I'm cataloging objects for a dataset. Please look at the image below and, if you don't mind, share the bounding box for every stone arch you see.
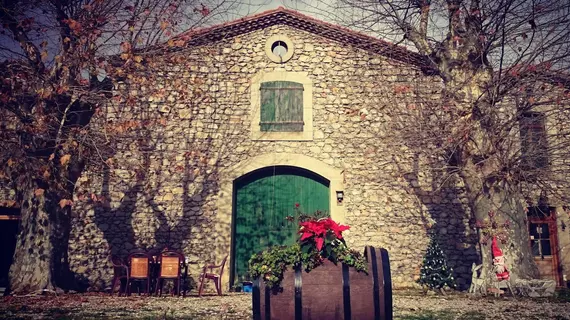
[221,153,344,223]
[214,153,345,289]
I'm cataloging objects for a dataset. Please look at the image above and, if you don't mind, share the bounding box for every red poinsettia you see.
[299,218,350,251]
[323,218,350,239]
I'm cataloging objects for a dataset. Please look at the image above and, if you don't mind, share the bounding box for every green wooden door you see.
[233,166,330,282]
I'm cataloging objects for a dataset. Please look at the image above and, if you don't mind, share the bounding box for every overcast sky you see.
[236,0,319,16]
[0,0,398,62]
[230,0,406,47]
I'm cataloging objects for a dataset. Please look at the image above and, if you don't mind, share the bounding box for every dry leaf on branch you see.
[1,200,17,207]
[60,154,71,166]
[59,199,73,208]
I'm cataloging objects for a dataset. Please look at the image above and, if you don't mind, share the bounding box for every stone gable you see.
[69,23,478,290]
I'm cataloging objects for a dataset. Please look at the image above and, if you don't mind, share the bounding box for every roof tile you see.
[172,7,433,72]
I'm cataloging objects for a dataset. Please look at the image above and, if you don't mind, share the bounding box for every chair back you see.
[111,255,127,277]
[129,252,151,279]
[159,250,183,278]
[218,255,228,278]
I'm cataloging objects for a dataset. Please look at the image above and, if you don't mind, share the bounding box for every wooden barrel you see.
[252,246,392,320]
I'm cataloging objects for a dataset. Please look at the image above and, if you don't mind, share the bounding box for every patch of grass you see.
[0,311,27,320]
[524,315,569,320]
[398,310,486,320]
[553,288,570,303]
[45,308,74,320]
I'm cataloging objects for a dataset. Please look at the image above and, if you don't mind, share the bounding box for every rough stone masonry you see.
[69,22,479,291]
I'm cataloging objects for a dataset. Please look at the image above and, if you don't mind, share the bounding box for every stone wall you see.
[69,24,479,291]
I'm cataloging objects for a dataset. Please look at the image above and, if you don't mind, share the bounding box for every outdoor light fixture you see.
[336,191,344,204]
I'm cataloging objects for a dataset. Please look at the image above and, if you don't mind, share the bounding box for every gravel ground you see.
[0,291,569,319]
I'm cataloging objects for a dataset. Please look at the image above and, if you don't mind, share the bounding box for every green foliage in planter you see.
[249,215,367,289]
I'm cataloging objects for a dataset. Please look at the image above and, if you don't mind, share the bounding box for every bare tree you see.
[301,0,570,281]
[0,0,241,294]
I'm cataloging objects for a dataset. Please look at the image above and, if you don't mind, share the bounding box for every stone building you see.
[2,7,569,291]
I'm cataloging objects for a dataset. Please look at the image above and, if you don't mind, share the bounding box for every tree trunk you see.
[461,168,538,284]
[8,182,72,295]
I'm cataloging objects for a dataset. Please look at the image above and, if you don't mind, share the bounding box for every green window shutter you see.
[520,113,548,169]
[260,81,303,132]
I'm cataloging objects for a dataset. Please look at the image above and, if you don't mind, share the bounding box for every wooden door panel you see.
[534,258,555,279]
[234,167,330,281]
[528,209,562,286]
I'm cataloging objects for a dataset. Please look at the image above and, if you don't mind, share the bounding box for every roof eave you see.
[160,7,437,73]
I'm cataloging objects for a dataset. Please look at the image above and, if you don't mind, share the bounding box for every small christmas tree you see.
[417,235,456,293]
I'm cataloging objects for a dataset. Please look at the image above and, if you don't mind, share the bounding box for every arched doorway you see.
[232,166,330,283]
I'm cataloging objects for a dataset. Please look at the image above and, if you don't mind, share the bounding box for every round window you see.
[265,35,294,63]
[271,41,288,57]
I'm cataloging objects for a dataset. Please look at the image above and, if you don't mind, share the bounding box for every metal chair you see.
[126,251,152,295]
[110,255,129,296]
[198,255,228,296]
[155,249,185,296]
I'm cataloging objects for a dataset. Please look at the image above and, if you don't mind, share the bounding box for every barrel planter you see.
[252,246,392,320]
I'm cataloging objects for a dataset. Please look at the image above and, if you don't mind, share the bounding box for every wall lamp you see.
[336,191,344,204]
